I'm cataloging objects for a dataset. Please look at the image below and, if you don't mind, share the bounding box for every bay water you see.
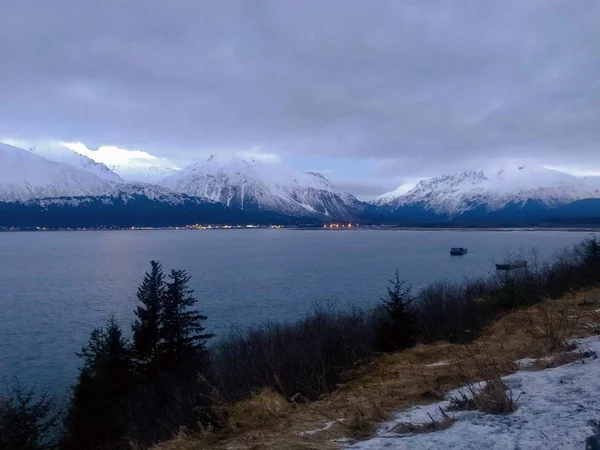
[0,229,593,398]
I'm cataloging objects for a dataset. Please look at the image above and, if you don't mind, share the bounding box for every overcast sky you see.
[1,0,600,198]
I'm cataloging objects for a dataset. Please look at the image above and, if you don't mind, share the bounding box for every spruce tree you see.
[0,385,58,450]
[62,315,133,449]
[131,260,165,374]
[583,238,600,266]
[377,271,418,352]
[159,269,214,370]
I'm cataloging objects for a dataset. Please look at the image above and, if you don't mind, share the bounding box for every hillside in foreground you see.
[158,289,600,449]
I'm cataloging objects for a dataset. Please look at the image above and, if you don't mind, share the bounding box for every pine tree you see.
[0,384,58,450]
[62,315,133,449]
[131,261,165,374]
[159,269,214,370]
[583,237,600,266]
[377,271,418,352]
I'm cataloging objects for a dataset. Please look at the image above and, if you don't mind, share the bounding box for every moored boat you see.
[450,247,468,256]
[495,260,528,270]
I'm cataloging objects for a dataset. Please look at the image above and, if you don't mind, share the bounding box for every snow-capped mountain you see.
[0,144,256,228]
[36,147,123,182]
[373,183,418,204]
[59,142,181,183]
[374,165,600,218]
[160,154,367,220]
[0,143,115,202]
[105,161,179,184]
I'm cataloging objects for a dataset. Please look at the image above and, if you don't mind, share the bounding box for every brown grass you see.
[390,411,456,435]
[155,288,600,450]
[526,296,584,352]
[448,346,520,415]
[449,378,518,415]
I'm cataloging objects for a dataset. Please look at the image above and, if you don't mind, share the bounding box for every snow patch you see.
[348,336,600,450]
[426,361,450,367]
[299,420,337,437]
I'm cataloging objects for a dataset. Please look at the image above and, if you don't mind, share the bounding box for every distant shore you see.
[2,225,597,233]
[291,225,599,232]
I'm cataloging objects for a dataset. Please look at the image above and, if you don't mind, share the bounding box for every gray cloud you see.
[1,0,600,191]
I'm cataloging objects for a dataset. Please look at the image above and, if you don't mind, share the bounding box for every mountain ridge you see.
[39,148,123,182]
[159,154,368,220]
[374,165,600,218]
[1,143,600,227]
[0,143,116,202]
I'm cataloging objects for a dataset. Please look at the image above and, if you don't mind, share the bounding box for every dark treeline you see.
[0,197,319,230]
[2,238,600,449]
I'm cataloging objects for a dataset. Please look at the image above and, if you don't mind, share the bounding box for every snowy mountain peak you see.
[179,153,336,191]
[0,143,114,202]
[375,164,600,216]
[69,153,123,182]
[60,143,180,183]
[160,154,363,219]
[38,148,123,182]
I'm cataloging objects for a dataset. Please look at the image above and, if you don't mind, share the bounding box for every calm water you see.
[0,229,593,398]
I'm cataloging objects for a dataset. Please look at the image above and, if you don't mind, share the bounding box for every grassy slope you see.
[156,287,600,450]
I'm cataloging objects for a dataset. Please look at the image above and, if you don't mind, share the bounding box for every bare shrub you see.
[477,379,518,414]
[449,346,519,416]
[417,279,495,344]
[493,269,541,311]
[226,388,291,432]
[390,409,455,435]
[448,389,477,411]
[449,377,518,415]
[526,299,583,352]
[212,305,376,403]
[347,405,377,437]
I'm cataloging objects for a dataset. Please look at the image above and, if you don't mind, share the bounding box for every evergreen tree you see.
[61,315,133,449]
[376,271,418,352]
[583,237,600,266]
[131,261,165,374]
[0,384,58,450]
[159,269,214,370]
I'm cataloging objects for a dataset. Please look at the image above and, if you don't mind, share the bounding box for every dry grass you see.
[448,347,520,415]
[390,410,456,435]
[449,379,519,415]
[526,296,584,351]
[156,288,600,450]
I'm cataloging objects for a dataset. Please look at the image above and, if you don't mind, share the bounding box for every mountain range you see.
[373,165,600,224]
[1,142,599,228]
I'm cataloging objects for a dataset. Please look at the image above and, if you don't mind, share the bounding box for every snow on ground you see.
[299,420,337,437]
[348,336,600,450]
[425,361,449,367]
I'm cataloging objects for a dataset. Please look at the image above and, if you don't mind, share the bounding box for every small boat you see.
[495,260,528,270]
[450,247,468,256]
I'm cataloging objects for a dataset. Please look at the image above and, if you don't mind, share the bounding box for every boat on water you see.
[495,260,528,270]
[450,247,468,256]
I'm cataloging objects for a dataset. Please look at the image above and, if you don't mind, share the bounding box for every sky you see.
[1,0,600,198]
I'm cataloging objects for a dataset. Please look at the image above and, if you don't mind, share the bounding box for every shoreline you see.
[0,225,598,233]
